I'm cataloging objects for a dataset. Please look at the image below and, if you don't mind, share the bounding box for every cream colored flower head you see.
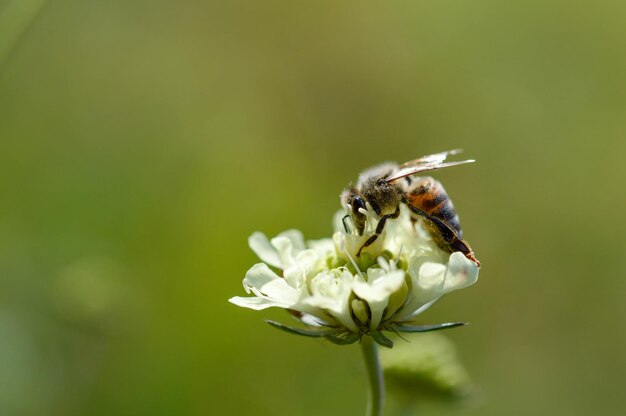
[229,205,479,347]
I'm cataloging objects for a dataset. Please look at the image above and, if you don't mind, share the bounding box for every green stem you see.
[361,336,384,416]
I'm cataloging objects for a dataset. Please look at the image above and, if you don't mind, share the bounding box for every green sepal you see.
[371,331,394,348]
[265,320,331,338]
[392,322,466,333]
[324,332,361,345]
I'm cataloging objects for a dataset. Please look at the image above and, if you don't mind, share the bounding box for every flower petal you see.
[307,238,335,261]
[229,263,302,310]
[240,263,302,307]
[352,270,406,330]
[394,257,450,320]
[271,236,300,269]
[248,232,282,268]
[259,278,300,304]
[443,252,479,292]
[304,270,357,332]
[229,296,291,310]
[415,262,447,294]
[396,252,479,320]
[276,229,306,252]
[242,263,281,294]
[283,249,319,288]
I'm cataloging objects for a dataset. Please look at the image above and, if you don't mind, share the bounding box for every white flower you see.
[229,205,479,347]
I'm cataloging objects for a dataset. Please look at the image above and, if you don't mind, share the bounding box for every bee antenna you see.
[342,214,352,233]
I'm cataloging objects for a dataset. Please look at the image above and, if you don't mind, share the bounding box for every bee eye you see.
[376,178,386,186]
[352,196,366,212]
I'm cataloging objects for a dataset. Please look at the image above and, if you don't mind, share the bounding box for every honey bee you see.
[341,149,480,266]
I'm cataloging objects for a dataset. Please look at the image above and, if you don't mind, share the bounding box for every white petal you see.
[231,263,306,312]
[249,230,310,270]
[242,263,281,294]
[443,252,479,291]
[280,248,319,290]
[415,262,447,293]
[396,252,479,320]
[248,232,282,268]
[307,238,335,260]
[241,263,302,306]
[271,230,306,266]
[352,270,406,330]
[294,249,320,273]
[276,229,306,252]
[282,267,308,291]
[270,236,299,268]
[353,270,405,303]
[305,270,358,332]
[228,296,290,310]
[258,278,300,305]
[393,257,446,320]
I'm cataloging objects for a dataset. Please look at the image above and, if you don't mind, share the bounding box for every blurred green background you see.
[1,0,625,415]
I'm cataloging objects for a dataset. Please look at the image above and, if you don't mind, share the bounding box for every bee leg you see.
[356,207,400,257]
[449,238,481,267]
[407,206,480,267]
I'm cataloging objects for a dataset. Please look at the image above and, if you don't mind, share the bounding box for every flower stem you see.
[361,336,384,416]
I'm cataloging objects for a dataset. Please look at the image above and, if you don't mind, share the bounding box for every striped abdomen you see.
[406,177,462,238]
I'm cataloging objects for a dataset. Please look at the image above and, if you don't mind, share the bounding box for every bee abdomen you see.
[407,177,463,238]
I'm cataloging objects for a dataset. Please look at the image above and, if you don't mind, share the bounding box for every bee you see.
[341,149,480,266]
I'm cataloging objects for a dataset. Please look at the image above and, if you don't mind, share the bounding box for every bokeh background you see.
[1,0,625,415]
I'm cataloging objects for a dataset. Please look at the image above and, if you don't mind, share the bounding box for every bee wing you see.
[385,159,475,183]
[398,149,464,168]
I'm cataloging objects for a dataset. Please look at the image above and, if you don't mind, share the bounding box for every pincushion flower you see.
[229,204,479,348]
